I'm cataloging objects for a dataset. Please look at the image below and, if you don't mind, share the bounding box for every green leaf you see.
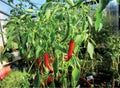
[4,21,16,29]
[45,9,51,19]
[87,41,94,59]
[74,45,80,54]
[53,58,58,75]
[72,67,80,86]
[50,27,55,43]
[95,10,102,31]
[26,9,34,13]
[27,50,34,59]
[90,38,96,46]
[21,33,28,48]
[74,35,83,45]
[66,0,74,6]
[74,0,83,7]
[98,23,103,32]
[21,48,25,56]
[12,42,18,49]
[7,36,16,45]
[74,30,88,45]
[11,17,19,22]
[74,30,88,54]
[69,57,75,67]
[33,72,41,87]
[36,46,43,58]
[53,50,59,75]
[87,16,93,26]
[54,43,66,53]
[20,14,26,19]
[51,4,59,16]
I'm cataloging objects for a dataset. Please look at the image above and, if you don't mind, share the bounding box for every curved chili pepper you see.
[64,40,75,61]
[43,53,53,72]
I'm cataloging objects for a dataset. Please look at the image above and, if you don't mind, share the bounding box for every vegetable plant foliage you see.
[1,0,119,87]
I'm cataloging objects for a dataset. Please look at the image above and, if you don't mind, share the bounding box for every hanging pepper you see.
[36,57,43,73]
[68,40,75,58]
[64,39,75,61]
[44,75,53,85]
[43,53,53,72]
[36,57,41,65]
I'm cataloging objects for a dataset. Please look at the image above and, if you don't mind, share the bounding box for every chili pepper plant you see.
[1,0,119,87]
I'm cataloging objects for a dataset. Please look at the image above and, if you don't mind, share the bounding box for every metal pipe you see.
[0,21,5,47]
[0,19,9,21]
[26,0,38,8]
[0,10,10,17]
[0,0,15,8]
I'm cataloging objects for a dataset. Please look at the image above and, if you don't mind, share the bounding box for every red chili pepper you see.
[36,57,41,65]
[64,40,75,61]
[43,53,53,72]
[47,75,53,82]
[0,66,11,80]
[44,75,53,85]
[68,40,75,58]
[36,57,44,73]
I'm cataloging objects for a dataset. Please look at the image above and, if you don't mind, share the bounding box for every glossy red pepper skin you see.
[43,53,53,72]
[0,66,11,80]
[64,40,75,61]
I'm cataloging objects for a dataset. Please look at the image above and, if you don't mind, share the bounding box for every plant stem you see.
[28,59,36,73]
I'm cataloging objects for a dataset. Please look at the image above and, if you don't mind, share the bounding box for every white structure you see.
[0,0,12,49]
[0,13,8,47]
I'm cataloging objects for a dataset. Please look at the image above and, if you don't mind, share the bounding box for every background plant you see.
[0,70,30,88]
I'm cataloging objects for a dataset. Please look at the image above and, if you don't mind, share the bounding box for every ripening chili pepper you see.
[0,66,11,80]
[44,75,53,85]
[43,53,53,72]
[64,40,75,61]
